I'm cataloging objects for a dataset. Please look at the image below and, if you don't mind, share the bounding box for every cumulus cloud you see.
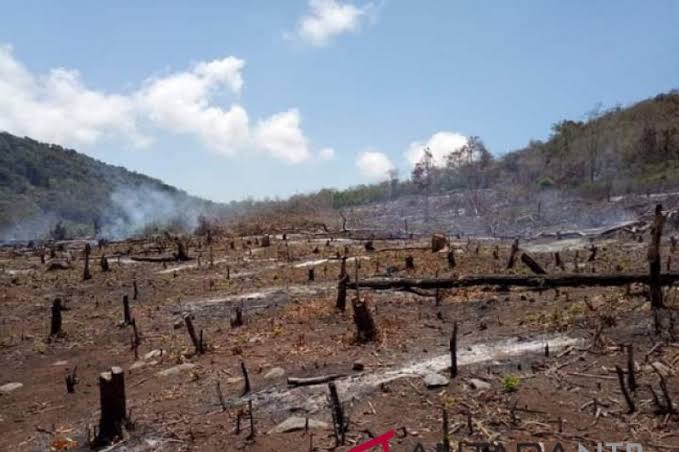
[318,147,335,160]
[405,131,468,168]
[293,0,375,46]
[254,109,310,164]
[137,57,250,154]
[356,150,394,180]
[0,44,147,148]
[0,44,318,163]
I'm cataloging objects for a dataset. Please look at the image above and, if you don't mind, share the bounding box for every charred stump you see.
[447,250,456,269]
[122,295,132,326]
[184,315,205,354]
[100,255,110,272]
[432,234,447,253]
[352,297,378,342]
[507,239,519,269]
[95,366,127,446]
[405,255,415,270]
[50,298,64,337]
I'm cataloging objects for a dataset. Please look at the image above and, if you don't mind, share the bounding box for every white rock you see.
[268,416,329,434]
[156,363,196,377]
[0,382,23,394]
[468,378,491,390]
[129,361,146,370]
[52,360,68,366]
[423,373,449,388]
[144,349,164,360]
[264,367,286,379]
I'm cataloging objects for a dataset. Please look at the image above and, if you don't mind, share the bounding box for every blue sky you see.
[1,1,678,202]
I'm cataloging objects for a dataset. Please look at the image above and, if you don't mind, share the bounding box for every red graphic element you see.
[348,430,396,451]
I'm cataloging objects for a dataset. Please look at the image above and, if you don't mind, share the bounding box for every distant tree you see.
[412,148,434,222]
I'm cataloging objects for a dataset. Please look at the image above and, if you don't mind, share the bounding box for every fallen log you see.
[287,374,343,387]
[347,273,679,290]
[129,255,193,263]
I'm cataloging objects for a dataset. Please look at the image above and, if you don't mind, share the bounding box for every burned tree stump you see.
[50,298,64,337]
[520,252,546,275]
[352,297,378,342]
[554,252,565,271]
[364,240,375,252]
[83,243,92,281]
[432,234,447,253]
[405,255,415,270]
[648,204,666,309]
[100,255,110,272]
[588,244,598,262]
[261,235,271,247]
[336,274,349,311]
[450,322,458,378]
[133,279,139,301]
[231,306,244,328]
[184,315,205,354]
[175,239,190,261]
[241,361,251,396]
[65,366,78,393]
[96,366,127,446]
[507,239,519,269]
[308,268,315,282]
[447,250,456,269]
[122,295,132,326]
[328,382,346,446]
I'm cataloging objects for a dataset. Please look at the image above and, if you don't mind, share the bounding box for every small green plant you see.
[502,375,521,392]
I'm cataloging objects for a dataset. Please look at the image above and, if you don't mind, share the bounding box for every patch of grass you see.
[502,374,521,392]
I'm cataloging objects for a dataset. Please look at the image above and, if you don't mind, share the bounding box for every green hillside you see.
[0,133,216,240]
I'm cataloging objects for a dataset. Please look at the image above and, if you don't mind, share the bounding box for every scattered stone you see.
[468,378,491,390]
[156,363,196,377]
[129,361,146,370]
[268,416,329,434]
[0,382,23,394]
[423,373,449,388]
[144,349,164,360]
[264,367,286,379]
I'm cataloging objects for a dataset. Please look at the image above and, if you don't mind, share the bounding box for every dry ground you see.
[1,231,679,451]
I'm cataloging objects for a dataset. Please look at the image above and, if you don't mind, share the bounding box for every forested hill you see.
[0,133,217,240]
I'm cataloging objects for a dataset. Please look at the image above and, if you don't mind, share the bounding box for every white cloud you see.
[0,44,147,148]
[137,57,250,154]
[356,150,394,180]
[0,45,321,163]
[405,131,468,168]
[294,0,374,47]
[318,147,335,160]
[254,109,310,164]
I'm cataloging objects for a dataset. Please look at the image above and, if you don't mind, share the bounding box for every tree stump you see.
[122,295,132,325]
[447,250,456,269]
[100,255,110,272]
[336,274,349,311]
[308,268,315,282]
[50,298,63,337]
[364,240,375,252]
[96,366,126,445]
[405,255,415,270]
[431,234,447,253]
[352,297,378,342]
[261,235,271,247]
